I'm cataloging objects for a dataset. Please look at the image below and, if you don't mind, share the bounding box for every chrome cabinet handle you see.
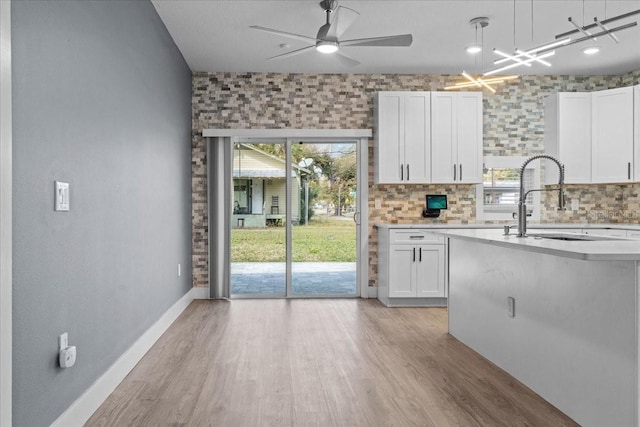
[409,235,425,239]
[628,162,631,180]
[413,247,416,262]
[459,164,462,181]
[419,247,422,262]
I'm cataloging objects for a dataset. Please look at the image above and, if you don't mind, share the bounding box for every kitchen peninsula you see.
[441,229,640,427]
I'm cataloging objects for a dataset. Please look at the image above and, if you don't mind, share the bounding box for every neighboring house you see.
[233,144,310,228]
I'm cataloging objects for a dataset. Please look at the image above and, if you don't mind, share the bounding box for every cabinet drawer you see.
[389,230,444,244]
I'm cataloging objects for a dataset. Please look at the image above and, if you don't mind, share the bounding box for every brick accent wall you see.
[192,70,640,288]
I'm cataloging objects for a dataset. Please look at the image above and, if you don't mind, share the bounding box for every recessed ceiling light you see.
[583,46,600,55]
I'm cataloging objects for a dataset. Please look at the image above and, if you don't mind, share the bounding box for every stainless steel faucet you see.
[517,154,565,237]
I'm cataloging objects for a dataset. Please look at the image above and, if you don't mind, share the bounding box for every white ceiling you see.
[152,0,640,76]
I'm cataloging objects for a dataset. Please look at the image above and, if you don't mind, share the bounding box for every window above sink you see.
[476,156,541,222]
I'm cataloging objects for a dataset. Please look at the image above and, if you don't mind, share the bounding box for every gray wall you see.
[11,1,192,425]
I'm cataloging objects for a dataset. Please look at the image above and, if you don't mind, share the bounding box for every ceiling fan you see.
[250,0,413,67]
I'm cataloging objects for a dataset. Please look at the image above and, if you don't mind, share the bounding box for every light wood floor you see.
[86,299,578,426]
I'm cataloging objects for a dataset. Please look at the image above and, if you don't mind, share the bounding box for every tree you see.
[318,147,356,216]
[252,142,357,219]
[299,184,319,225]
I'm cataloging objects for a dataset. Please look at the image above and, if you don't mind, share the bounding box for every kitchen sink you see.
[527,233,626,241]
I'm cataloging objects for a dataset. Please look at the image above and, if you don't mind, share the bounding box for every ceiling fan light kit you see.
[316,41,339,54]
[249,0,413,67]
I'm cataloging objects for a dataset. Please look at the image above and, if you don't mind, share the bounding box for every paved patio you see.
[231,262,357,296]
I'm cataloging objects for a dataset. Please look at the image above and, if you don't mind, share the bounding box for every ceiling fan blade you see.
[341,34,413,47]
[327,6,360,39]
[334,51,360,67]
[250,26,318,44]
[267,45,315,60]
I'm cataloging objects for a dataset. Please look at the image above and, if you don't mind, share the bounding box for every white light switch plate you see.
[55,181,70,211]
[59,332,68,350]
[507,296,515,318]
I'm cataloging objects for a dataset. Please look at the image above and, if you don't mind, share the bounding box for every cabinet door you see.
[456,92,483,183]
[431,92,456,183]
[545,93,592,184]
[592,87,634,183]
[415,245,445,297]
[388,246,416,298]
[376,93,404,183]
[403,93,431,183]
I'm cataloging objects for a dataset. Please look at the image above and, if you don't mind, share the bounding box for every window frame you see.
[476,156,541,222]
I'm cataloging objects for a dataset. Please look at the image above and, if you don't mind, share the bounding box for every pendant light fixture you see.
[484,0,570,75]
[466,17,488,54]
[554,7,639,55]
[446,16,518,93]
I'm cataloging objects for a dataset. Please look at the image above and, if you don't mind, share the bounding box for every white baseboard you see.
[368,286,378,299]
[51,287,197,427]
[192,286,210,299]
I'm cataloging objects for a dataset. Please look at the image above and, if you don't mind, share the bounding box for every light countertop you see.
[374,223,640,231]
[437,228,640,261]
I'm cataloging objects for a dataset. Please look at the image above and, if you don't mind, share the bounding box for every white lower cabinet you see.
[378,228,447,307]
[627,231,640,239]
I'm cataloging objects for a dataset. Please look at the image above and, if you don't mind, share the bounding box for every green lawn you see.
[231,217,356,262]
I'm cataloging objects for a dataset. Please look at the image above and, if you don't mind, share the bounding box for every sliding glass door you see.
[230,139,359,298]
[291,142,357,296]
[230,141,287,296]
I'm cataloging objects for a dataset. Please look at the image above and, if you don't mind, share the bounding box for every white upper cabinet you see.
[591,86,634,183]
[374,92,431,184]
[431,91,483,183]
[544,92,592,184]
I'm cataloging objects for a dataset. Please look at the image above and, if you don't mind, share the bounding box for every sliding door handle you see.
[353,212,360,225]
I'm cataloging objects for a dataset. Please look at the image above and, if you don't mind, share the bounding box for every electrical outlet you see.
[59,346,77,368]
[507,297,515,318]
[571,198,579,211]
[58,332,77,368]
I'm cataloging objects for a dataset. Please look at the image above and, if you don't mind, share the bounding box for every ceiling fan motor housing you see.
[319,0,339,12]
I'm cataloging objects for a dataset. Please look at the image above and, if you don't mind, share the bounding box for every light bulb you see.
[466,45,482,54]
[583,46,600,55]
